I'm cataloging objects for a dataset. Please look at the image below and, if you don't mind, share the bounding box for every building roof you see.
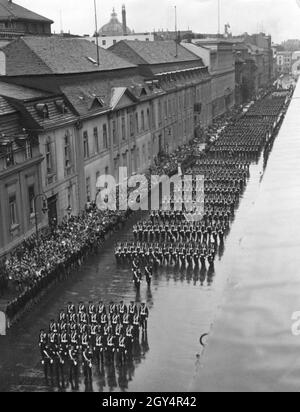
[0,0,53,23]
[109,40,204,66]
[0,95,16,115]
[22,97,78,129]
[3,36,137,76]
[0,80,48,100]
[99,8,131,36]
[60,75,162,116]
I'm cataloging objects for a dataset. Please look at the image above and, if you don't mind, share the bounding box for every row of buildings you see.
[0,1,275,257]
[276,50,300,77]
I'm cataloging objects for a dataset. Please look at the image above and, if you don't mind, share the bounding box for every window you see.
[96,171,100,186]
[112,120,117,146]
[36,103,49,120]
[147,108,150,129]
[45,140,53,175]
[102,40,106,46]
[158,100,162,126]
[86,177,91,202]
[103,124,108,149]
[25,141,32,160]
[83,131,89,159]
[28,185,35,215]
[64,132,72,170]
[122,153,127,167]
[5,145,14,168]
[113,40,117,45]
[9,194,18,227]
[121,117,126,141]
[141,110,145,131]
[130,114,134,136]
[94,127,99,153]
[135,113,139,134]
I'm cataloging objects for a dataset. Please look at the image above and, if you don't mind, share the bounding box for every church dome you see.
[99,8,132,36]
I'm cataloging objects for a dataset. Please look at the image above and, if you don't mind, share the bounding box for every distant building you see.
[88,6,154,50]
[292,58,300,78]
[233,42,258,105]
[183,39,235,119]
[0,0,52,39]
[153,30,193,42]
[276,51,293,75]
[236,33,274,87]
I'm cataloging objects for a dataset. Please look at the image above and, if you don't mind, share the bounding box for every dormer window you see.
[90,97,105,111]
[139,88,147,97]
[36,103,49,120]
[55,99,68,114]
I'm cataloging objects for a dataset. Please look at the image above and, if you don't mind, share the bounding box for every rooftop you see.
[109,40,204,66]
[0,0,53,23]
[0,81,48,100]
[2,36,137,76]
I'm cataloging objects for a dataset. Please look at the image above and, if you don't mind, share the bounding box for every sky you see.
[15,0,300,43]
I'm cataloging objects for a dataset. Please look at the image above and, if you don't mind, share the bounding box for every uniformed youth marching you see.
[39,301,149,389]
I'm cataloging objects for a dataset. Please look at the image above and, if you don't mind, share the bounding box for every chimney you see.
[122,4,127,35]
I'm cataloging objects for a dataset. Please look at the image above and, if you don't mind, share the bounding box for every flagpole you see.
[218,0,221,36]
[94,0,100,66]
[175,5,178,58]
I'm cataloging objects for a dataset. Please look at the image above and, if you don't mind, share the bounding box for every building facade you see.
[276,51,293,75]
[0,36,213,255]
[0,0,52,39]
[183,40,235,119]
[0,95,43,257]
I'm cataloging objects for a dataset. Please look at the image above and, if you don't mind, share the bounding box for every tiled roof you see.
[0,80,48,100]
[0,112,24,137]
[3,37,137,76]
[0,95,16,115]
[23,97,78,129]
[60,75,146,115]
[109,40,204,66]
[0,0,53,23]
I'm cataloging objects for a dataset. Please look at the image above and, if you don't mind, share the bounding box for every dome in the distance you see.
[99,8,132,36]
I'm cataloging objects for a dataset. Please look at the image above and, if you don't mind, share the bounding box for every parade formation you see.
[114,93,289,291]
[39,301,149,390]
[0,88,293,391]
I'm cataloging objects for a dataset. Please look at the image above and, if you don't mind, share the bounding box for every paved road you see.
[193,82,300,392]
[0,146,271,393]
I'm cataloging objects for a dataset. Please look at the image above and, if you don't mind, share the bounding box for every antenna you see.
[94,0,100,66]
[175,5,178,58]
[60,9,63,34]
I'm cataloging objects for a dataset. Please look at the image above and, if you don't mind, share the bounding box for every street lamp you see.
[34,193,48,264]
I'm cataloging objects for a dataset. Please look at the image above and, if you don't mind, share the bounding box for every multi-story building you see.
[234,33,274,88]
[233,42,258,104]
[276,51,293,74]
[0,81,82,251]
[0,0,52,39]
[109,40,212,150]
[182,39,235,119]
[0,36,213,255]
[0,88,44,257]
